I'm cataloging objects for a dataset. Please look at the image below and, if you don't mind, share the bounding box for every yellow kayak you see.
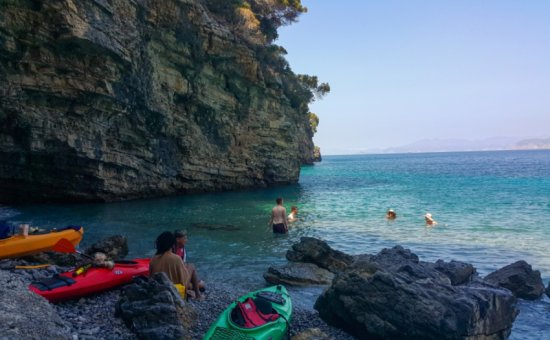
[0,226,84,259]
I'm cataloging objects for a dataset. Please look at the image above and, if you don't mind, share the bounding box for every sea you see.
[1,149,549,339]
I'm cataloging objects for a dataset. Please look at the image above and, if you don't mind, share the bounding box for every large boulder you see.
[85,235,128,260]
[264,262,335,286]
[116,272,197,339]
[0,270,71,339]
[315,246,518,340]
[484,260,545,300]
[286,237,354,273]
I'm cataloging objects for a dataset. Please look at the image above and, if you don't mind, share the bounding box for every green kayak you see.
[204,285,292,340]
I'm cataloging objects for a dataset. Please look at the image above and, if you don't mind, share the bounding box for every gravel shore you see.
[4,266,354,339]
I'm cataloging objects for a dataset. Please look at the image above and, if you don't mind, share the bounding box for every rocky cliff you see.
[0,0,315,202]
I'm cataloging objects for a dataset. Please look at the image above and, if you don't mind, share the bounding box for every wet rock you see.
[546,281,550,298]
[85,235,128,260]
[286,237,354,273]
[0,270,71,339]
[315,246,518,340]
[264,262,334,286]
[432,259,476,285]
[116,272,197,339]
[484,260,545,300]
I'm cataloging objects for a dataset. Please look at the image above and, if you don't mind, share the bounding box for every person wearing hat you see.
[386,209,397,220]
[424,213,438,226]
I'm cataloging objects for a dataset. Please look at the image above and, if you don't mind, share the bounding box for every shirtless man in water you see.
[269,197,289,234]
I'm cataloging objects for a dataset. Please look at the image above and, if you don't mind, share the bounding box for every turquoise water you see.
[2,150,550,338]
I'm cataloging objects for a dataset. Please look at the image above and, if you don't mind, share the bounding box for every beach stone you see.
[85,235,128,260]
[292,327,332,340]
[432,259,476,285]
[484,260,545,300]
[315,246,518,340]
[0,270,71,339]
[115,272,197,339]
[264,262,335,286]
[286,237,354,273]
[20,251,78,267]
[546,281,550,298]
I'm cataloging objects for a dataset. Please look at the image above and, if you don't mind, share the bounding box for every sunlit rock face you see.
[0,0,314,202]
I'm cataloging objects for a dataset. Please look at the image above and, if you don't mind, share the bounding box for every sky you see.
[277,1,550,155]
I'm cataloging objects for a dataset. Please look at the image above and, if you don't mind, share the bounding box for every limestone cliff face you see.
[0,0,315,202]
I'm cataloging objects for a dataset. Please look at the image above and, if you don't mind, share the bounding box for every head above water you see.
[155,231,176,255]
[424,213,434,222]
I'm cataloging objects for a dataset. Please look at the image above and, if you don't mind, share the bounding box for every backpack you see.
[0,221,10,239]
[231,297,279,328]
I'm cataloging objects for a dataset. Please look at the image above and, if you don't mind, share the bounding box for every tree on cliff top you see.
[204,0,306,42]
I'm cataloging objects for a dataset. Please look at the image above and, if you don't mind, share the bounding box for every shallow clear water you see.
[2,150,549,338]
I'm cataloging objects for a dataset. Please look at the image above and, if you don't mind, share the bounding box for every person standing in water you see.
[288,206,298,223]
[269,197,289,234]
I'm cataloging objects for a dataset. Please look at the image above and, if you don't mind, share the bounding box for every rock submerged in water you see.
[314,245,519,339]
[483,260,545,300]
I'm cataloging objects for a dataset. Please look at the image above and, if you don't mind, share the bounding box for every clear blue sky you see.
[277,0,550,154]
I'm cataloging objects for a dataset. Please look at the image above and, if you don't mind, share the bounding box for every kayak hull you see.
[29,258,150,303]
[204,285,292,340]
[0,227,84,259]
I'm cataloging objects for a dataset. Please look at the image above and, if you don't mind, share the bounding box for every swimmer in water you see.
[424,213,438,226]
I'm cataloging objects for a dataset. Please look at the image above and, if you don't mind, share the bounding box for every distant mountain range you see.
[362,137,550,154]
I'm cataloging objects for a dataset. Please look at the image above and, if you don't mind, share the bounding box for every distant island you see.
[358,137,550,154]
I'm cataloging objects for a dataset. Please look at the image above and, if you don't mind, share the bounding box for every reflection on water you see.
[2,150,550,339]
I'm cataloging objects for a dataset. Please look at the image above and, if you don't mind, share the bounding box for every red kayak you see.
[29,258,150,302]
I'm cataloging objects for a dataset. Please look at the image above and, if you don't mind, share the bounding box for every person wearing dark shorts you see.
[269,197,289,234]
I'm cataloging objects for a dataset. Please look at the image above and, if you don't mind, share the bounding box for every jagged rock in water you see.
[546,281,550,298]
[0,270,71,339]
[484,260,545,300]
[0,0,315,203]
[286,237,354,273]
[116,272,197,339]
[84,235,128,260]
[264,262,334,286]
[314,245,518,340]
[431,259,477,285]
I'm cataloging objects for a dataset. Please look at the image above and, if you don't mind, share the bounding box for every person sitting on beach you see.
[173,230,205,296]
[269,197,289,234]
[288,206,298,223]
[149,231,202,300]
[386,209,396,220]
[425,213,438,226]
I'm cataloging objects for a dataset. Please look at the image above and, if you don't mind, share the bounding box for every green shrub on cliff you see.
[204,0,306,42]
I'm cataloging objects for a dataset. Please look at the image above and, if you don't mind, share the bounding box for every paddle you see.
[0,263,52,270]
[53,238,93,260]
